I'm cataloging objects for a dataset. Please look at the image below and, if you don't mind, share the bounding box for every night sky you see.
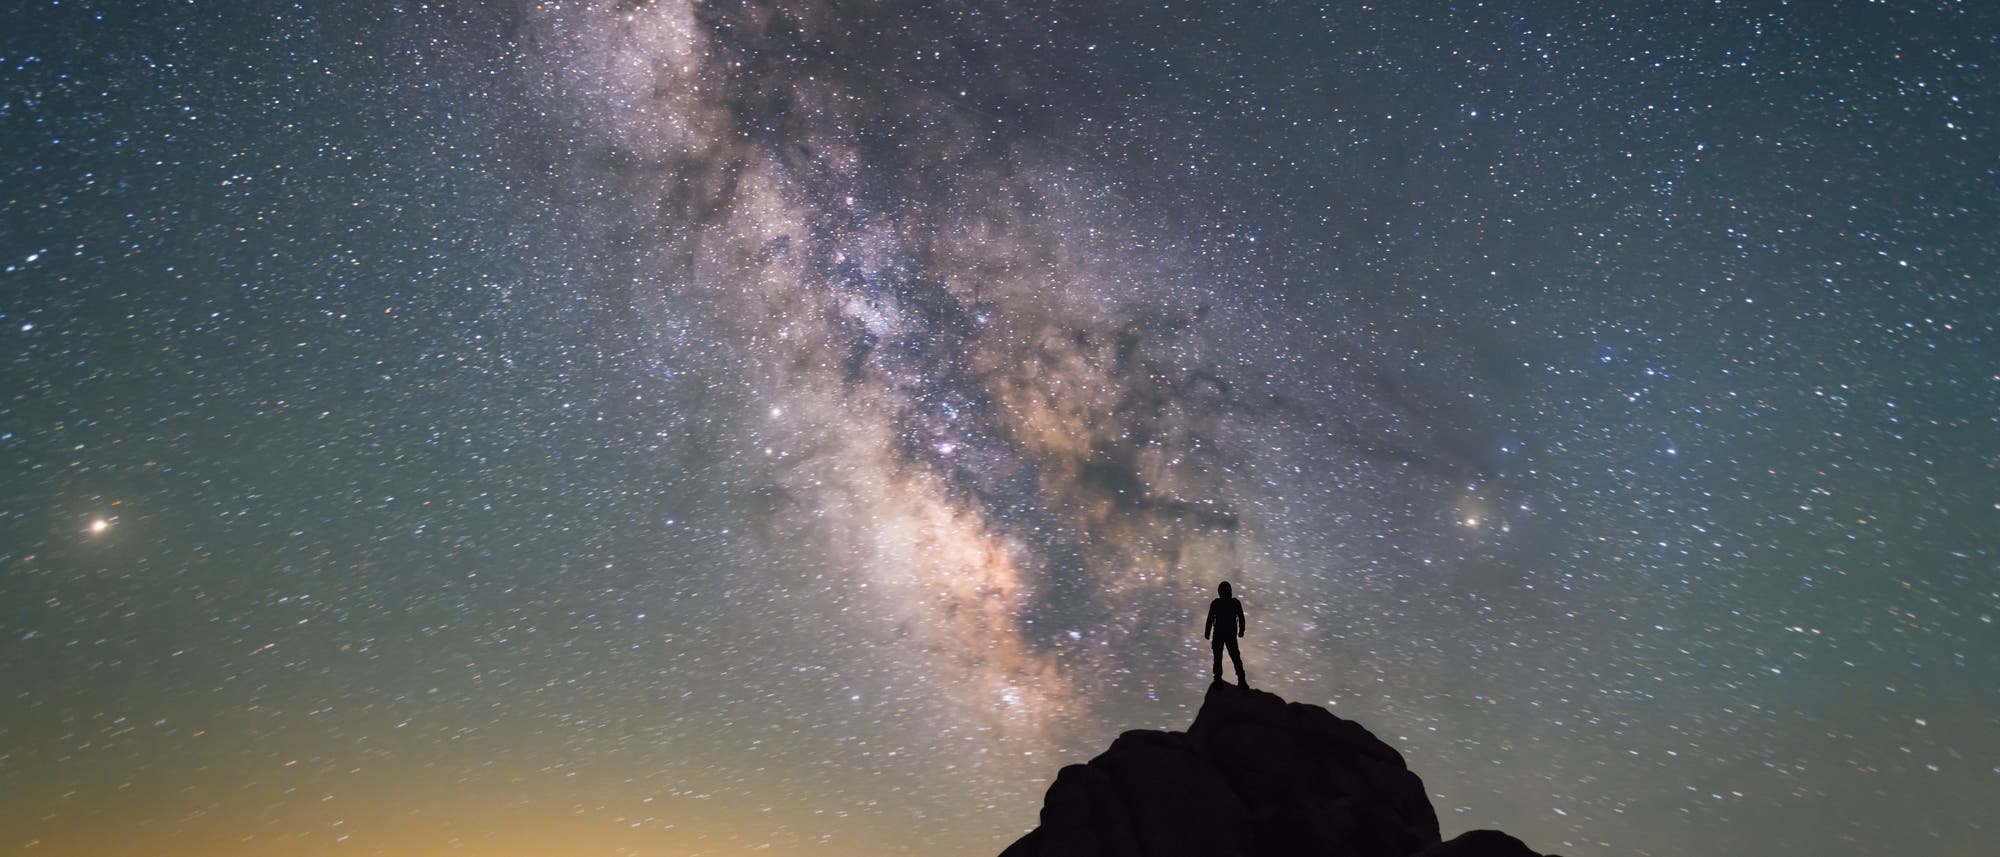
[3,2,1995,855]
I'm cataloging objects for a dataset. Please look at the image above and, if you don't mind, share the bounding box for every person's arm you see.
[1237,600,1246,637]
[1203,601,1215,640]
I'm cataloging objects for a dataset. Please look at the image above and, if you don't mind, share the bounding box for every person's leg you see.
[1226,637,1245,685]
[1211,638,1224,679]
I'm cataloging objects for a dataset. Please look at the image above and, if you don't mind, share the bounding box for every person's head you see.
[1218,581,1232,597]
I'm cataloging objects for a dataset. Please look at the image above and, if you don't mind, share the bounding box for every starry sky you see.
[2,1,1995,855]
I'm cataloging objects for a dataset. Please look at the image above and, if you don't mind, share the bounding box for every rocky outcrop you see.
[1001,681,1551,857]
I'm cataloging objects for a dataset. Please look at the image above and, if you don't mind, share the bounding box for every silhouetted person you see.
[1204,581,1247,686]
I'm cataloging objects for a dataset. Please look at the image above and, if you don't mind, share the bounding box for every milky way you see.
[3,2,1995,855]
[524,0,1466,739]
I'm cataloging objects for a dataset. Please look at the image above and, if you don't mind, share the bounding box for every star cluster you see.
[2,2,1995,855]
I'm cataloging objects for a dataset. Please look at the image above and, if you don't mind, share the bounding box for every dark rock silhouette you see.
[1001,681,1553,857]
